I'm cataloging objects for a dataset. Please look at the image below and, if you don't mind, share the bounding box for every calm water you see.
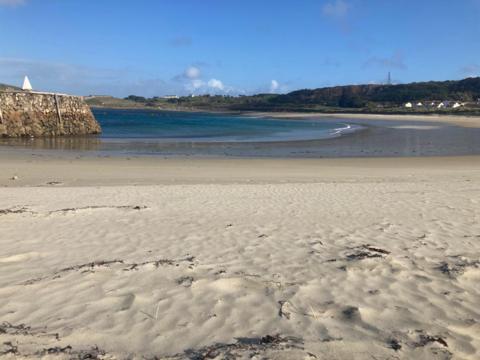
[95,109,356,143]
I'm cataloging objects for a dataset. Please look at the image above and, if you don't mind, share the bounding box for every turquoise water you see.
[94,109,355,143]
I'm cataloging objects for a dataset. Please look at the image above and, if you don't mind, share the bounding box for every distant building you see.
[404,102,413,108]
[162,95,179,99]
[85,95,111,99]
[22,76,33,91]
[437,102,446,109]
[416,102,423,107]
[452,102,463,108]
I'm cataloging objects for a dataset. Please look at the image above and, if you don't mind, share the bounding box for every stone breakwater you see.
[0,91,101,137]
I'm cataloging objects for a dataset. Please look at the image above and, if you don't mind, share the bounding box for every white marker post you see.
[22,76,33,91]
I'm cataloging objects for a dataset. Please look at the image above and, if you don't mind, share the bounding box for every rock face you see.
[0,92,101,137]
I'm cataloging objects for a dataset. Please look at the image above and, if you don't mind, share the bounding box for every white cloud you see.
[0,0,25,6]
[208,78,225,91]
[184,66,201,80]
[0,57,243,97]
[184,77,234,95]
[176,65,230,94]
[266,79,289,94]
[183,79,204,93]
[270,80,280,93]
[191,79,205,89]
[322,0,350,18]
[173,65,204,92]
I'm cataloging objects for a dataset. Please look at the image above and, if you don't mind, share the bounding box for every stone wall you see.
[0,91,101,137]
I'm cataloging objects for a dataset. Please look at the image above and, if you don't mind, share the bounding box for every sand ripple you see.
[0,180,479,358]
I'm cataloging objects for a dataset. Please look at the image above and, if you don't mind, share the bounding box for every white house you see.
[404,102,413,108]
[452,102,463,108]
[437,102,446,109]
[416,102,423,107]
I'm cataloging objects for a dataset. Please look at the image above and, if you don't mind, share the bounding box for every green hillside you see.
[86,77,480,114]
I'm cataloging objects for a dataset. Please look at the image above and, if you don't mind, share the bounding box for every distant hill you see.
[84,95,145,109]
[0,83,22,92]
[273,77,480,108]
[83,77,480,115]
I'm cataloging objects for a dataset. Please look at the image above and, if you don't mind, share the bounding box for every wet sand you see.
[1,150,480,187]
[252,112,480,128]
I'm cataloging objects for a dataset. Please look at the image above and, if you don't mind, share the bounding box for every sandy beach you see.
[1,152,480,359]
[2,0,479,357]
[252,112,480,129]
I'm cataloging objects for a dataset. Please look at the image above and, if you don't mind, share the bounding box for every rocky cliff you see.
[0,91,101,137]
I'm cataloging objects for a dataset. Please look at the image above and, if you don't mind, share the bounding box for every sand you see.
[250,112,480,129]
[1,153,480,359]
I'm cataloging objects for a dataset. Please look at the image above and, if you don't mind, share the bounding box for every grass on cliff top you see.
[0,83,22,91]
[85,96,147,109]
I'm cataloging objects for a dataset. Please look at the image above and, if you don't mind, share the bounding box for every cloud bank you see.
[174,65,232,94]
[0,58,279,97]
[184,66,201,80]
[208,79,225,91]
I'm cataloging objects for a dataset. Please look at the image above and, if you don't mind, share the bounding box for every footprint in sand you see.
[118,293,136,311]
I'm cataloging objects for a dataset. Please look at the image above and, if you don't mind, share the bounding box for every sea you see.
[2,108,480,158]
[95,109,355,143]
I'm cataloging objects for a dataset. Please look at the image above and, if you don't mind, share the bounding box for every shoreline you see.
[3,114,480,158]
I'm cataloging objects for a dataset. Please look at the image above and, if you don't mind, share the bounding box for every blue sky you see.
[1,0,479,97]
